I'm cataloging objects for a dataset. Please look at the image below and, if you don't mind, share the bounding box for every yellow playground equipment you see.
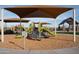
[15,22,55,40]
[26,22,55,40]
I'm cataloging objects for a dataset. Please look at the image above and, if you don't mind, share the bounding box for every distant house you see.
[58,17,79,32]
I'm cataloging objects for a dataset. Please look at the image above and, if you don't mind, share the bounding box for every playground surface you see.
[0,34,79,50]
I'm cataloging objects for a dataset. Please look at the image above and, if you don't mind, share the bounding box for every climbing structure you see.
[26,22,55,40]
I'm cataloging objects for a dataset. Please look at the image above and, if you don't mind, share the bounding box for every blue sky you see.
[0,5,79,28]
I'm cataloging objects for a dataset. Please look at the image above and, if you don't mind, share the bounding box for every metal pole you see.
[1,8,4,43]
[20,18,22,35]
[55,19,57,35]
[73,9,76,42]
[38,22,41,41]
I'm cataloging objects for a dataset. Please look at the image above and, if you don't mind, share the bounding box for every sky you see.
[0,5,79,28]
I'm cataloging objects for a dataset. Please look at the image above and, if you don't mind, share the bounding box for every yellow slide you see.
[38,22,55,36]
[43,27,55,36]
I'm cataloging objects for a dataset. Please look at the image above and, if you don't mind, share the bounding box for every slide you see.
[43,27,55,36]
[38,22,55,36]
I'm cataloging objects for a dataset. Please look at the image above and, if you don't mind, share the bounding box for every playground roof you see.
[5,5,73,18]
[59,17,79,25]
[0,18,29,22]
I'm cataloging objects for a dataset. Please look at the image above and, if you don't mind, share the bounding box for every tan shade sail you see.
[5,6,73,18]
[0,18,29,22]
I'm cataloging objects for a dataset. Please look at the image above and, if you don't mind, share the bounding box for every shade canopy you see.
[5,6,72,18]
[0,18,29,23]
[59,17,79,25]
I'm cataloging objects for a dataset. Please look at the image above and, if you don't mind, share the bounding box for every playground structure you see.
[0,18,55,41]
[26,22,55,40]
[15,22,55,41]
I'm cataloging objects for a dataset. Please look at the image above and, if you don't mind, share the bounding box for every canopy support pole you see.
[55,19,57,35]
[20,18,22,35]
[73,9,76,42]
[1,8,4,43]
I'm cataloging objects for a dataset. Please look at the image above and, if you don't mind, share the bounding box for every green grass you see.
[57,32,79,35]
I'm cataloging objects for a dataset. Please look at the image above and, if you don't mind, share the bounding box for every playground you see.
[0,21,79,50]
[0,5,79,51]
[0,21,78,50]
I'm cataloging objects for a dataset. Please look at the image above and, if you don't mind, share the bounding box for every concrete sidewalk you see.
[0,47,79,54]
